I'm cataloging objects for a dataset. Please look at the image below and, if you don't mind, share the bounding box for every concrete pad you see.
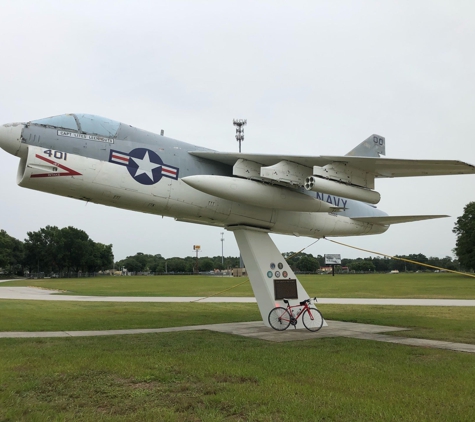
[0,320,409,343]
[1,318,475,354]
[325,320,410,333]
[342,332,475,354]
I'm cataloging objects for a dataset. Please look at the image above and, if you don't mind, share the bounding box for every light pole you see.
[193,245,201,274]
[233,119,247,153]
[221,232,224,265]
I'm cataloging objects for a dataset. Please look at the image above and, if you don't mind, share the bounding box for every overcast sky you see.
[1,0,475,262]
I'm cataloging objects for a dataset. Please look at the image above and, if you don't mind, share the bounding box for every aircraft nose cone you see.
[0,122,26,157]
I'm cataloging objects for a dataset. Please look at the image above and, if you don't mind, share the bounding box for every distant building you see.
[232,268,247,277]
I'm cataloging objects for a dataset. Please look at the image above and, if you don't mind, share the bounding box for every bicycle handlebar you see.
[282,297,318,304]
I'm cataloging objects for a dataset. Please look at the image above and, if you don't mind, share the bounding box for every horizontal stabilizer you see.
[351,215,449,226]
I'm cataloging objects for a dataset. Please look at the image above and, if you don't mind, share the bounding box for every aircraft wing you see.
[351,215,449,226]
[189,151,475,178]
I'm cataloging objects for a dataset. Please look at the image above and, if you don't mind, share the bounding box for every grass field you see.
[3,272,475,298]
[2,332,475,421]
[1,299,475,345]
[1,273,475,420]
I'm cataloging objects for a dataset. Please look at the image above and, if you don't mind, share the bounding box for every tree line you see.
[115,251,460,274]
[0,226,113,275]
[0,229,465,276]
[283,252,460,273]
[115,253,241,274]
[2,199,475,276]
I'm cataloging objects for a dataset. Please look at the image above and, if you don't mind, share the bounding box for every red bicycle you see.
[268,298,323,332]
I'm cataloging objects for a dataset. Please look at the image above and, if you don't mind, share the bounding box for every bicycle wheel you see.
[268,307,291,331]
[302,307,324,332]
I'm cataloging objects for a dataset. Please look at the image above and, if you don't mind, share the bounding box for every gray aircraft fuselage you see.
[0,113,423,240]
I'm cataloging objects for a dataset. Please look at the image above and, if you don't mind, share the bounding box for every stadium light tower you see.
[233,119,247,153]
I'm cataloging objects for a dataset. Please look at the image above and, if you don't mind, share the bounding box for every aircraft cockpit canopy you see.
[30,114,121,138]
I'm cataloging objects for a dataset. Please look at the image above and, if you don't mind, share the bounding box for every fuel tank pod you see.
[181,175,340,213]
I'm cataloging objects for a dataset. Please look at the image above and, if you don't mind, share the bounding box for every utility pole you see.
[233,119,247,153]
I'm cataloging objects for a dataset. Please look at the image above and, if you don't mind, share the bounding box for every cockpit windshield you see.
[30,113,121,137]
[75,114,120,137]
[31,114,78,131]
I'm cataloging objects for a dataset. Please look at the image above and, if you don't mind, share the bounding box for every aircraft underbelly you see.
[14,147,386,238]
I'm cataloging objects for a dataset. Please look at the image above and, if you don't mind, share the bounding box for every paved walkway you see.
[1,320,475,354]
[1,287,475,306]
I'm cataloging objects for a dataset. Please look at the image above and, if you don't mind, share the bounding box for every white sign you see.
[325,254,341,265]
[58,130,114,144]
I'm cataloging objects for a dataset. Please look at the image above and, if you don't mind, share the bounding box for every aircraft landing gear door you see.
[230,227,327,329]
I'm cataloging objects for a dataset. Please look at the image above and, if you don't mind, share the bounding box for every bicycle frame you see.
[268,297,323,331]
[286,302,309,321]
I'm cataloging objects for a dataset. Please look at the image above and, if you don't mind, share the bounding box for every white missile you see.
[304,176,380,204]
[181,175,340,212]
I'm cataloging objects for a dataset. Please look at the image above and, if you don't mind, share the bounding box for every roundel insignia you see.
[109,148,179,185]
[127,148,164,185]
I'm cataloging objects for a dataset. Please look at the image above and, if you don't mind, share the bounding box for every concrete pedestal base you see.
[231,227,326,329]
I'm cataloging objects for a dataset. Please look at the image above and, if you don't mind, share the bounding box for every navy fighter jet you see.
[1,113,474,327]
[2,113,473,237]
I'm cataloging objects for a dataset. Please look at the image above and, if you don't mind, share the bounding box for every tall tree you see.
[349,259,375,272]
[87,242,114,272]
[24,226,62,273]
[453,202,475,271]
[0,230,24,274]
[24,225,114,274]
[296,255,320,272]
[60,226,90,272]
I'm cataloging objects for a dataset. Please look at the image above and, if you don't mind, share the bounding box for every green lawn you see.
[2,273,475,420]
[3,272,475,298]
[2,275,254,297]
[1,299,475,345]
[1,331,475,421]
[321,304,475,345]
[0,301,261,332]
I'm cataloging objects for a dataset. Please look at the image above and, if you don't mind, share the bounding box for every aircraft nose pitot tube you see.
[0,122,26,158]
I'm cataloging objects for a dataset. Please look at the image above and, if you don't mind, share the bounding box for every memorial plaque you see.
[274,279,298,300]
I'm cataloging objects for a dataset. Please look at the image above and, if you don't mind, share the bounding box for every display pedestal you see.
[230,227,326,329]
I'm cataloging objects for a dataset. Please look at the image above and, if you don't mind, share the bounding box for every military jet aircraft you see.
[1,113,474,328]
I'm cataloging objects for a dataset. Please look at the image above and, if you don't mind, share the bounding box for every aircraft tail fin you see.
[345,134,386,157]
[351,215,448,226]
